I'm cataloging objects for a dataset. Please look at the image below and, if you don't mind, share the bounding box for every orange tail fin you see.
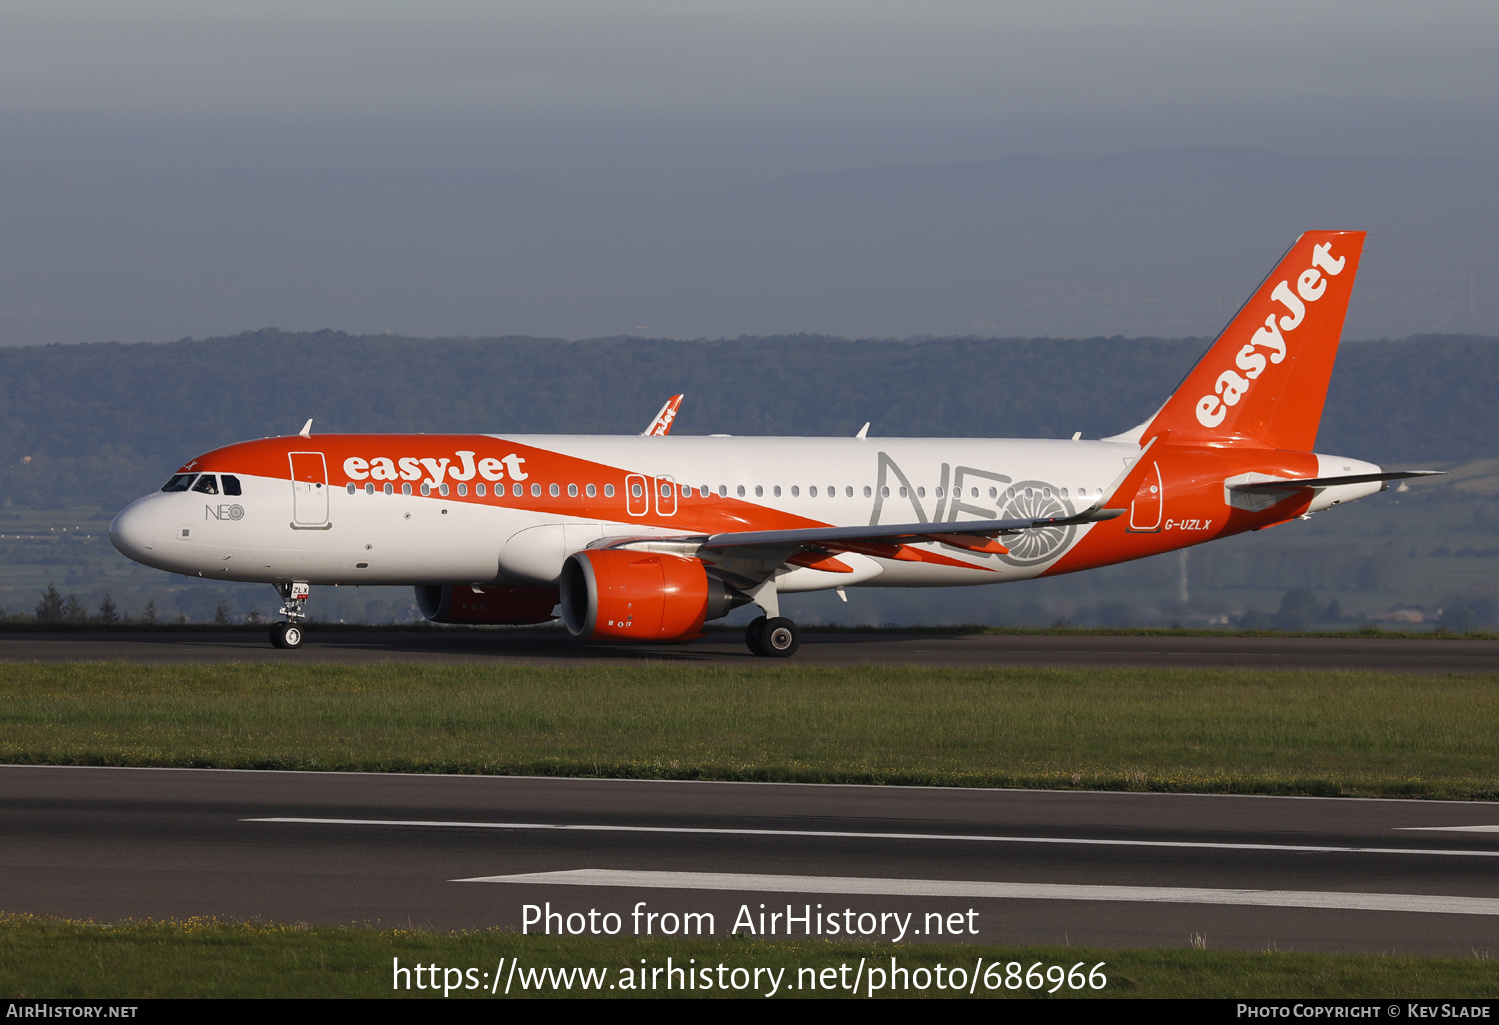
[1144,230,1365,450]
[642,394,684,436]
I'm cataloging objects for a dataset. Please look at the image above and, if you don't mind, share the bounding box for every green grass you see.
[2,916,1495,998]
[2,663,1498,798]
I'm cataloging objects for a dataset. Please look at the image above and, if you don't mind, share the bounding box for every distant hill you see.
[0,331,1492,510]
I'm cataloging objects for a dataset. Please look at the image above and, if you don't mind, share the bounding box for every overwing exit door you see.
[625,473,649,517]
[654,474,677,516]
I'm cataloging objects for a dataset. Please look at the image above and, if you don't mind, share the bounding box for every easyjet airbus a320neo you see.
[109,231,1435,655]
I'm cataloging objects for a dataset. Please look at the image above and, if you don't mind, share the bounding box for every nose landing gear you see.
[270,621,304,649]
[269,582,310,649]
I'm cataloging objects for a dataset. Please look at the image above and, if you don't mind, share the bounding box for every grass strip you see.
[2,915,1495,999]
[2,663,1497,799]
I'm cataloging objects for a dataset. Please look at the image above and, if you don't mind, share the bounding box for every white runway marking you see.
[244,817,1499,857]
[1400,825,1499,832]
[453,869,1499,917]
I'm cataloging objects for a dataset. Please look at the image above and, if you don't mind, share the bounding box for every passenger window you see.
[421,484,432,496]
[828,486,835,498]
[1060,488,1069,499]
[934,487,943,499]
[790,486,799,497]
[660,482,670,498]
[809,486,818,497]
[880,486,889,498]
[532,484,542,497]
[863,486,872,498]
[586,483,596,498]
[191,475,219,495]
[631,483,642,498]
[439,483,450,496]
[385,483,394,495]
[568,484,579,497]
[160,474,197,493]
[737,485,745,497]
[346,483,356,495]
[403,483,412,495]
[845,486,853,498]
[899,487,907,498]
[222,475,242,496]
[918,487,926,498]
[549,483,559,497]
[457,483,467,496]
[755,485,763,497]
[773,486,781,497]
[514,483,524,497]
[604,484,615,498]
[989,487,998,498]
[476,483,486,497]
[718,485,727,497]
[700,485,709,498]
[365,483,375,495]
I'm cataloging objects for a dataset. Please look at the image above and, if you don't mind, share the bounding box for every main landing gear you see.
[269,582,310,650]
[745,616,800,658]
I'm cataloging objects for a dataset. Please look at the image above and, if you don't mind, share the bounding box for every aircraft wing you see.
[699,505,1124,557]
[641,395,684,436]
[1228,470,1443,493]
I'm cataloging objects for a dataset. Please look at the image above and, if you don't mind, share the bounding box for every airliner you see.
[109,231,1434,655]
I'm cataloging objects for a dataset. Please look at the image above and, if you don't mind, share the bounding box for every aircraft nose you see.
[109,498,159,563]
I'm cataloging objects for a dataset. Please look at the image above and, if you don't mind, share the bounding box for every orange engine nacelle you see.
[559,549,741,641]
[415,584,559,625]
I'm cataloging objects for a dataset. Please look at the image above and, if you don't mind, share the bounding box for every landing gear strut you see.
[270,582,309,649]
[745,615,799,658]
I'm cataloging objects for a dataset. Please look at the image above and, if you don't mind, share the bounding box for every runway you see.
[3,629,1498,673]
[5,764,1499,954]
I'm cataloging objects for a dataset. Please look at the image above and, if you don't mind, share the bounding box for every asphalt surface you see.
[5,765,1499,954]
[3,629,1498,672]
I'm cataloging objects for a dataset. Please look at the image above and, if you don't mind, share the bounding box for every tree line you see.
[0,330,1493,511]
[12,582,244,627]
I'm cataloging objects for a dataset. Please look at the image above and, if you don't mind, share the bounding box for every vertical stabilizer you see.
[642,395,685,436]
[1143,230,1364,450]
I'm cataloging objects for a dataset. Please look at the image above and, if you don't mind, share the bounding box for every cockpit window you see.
[160,474,197,492]
[191,475,219,495]
[221,475,242,496]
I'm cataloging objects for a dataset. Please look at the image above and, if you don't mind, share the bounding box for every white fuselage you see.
[109,434,1151,591]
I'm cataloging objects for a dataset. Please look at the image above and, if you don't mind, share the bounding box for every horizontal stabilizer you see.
[1228,470,1444,493]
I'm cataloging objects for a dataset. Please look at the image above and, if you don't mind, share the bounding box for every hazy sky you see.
[10,2,1494,118]
[5,2,1497,180]
[1,2,1496,341]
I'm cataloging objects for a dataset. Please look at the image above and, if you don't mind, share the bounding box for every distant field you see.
[3,916,1495,999]
[2,663,1496,799]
